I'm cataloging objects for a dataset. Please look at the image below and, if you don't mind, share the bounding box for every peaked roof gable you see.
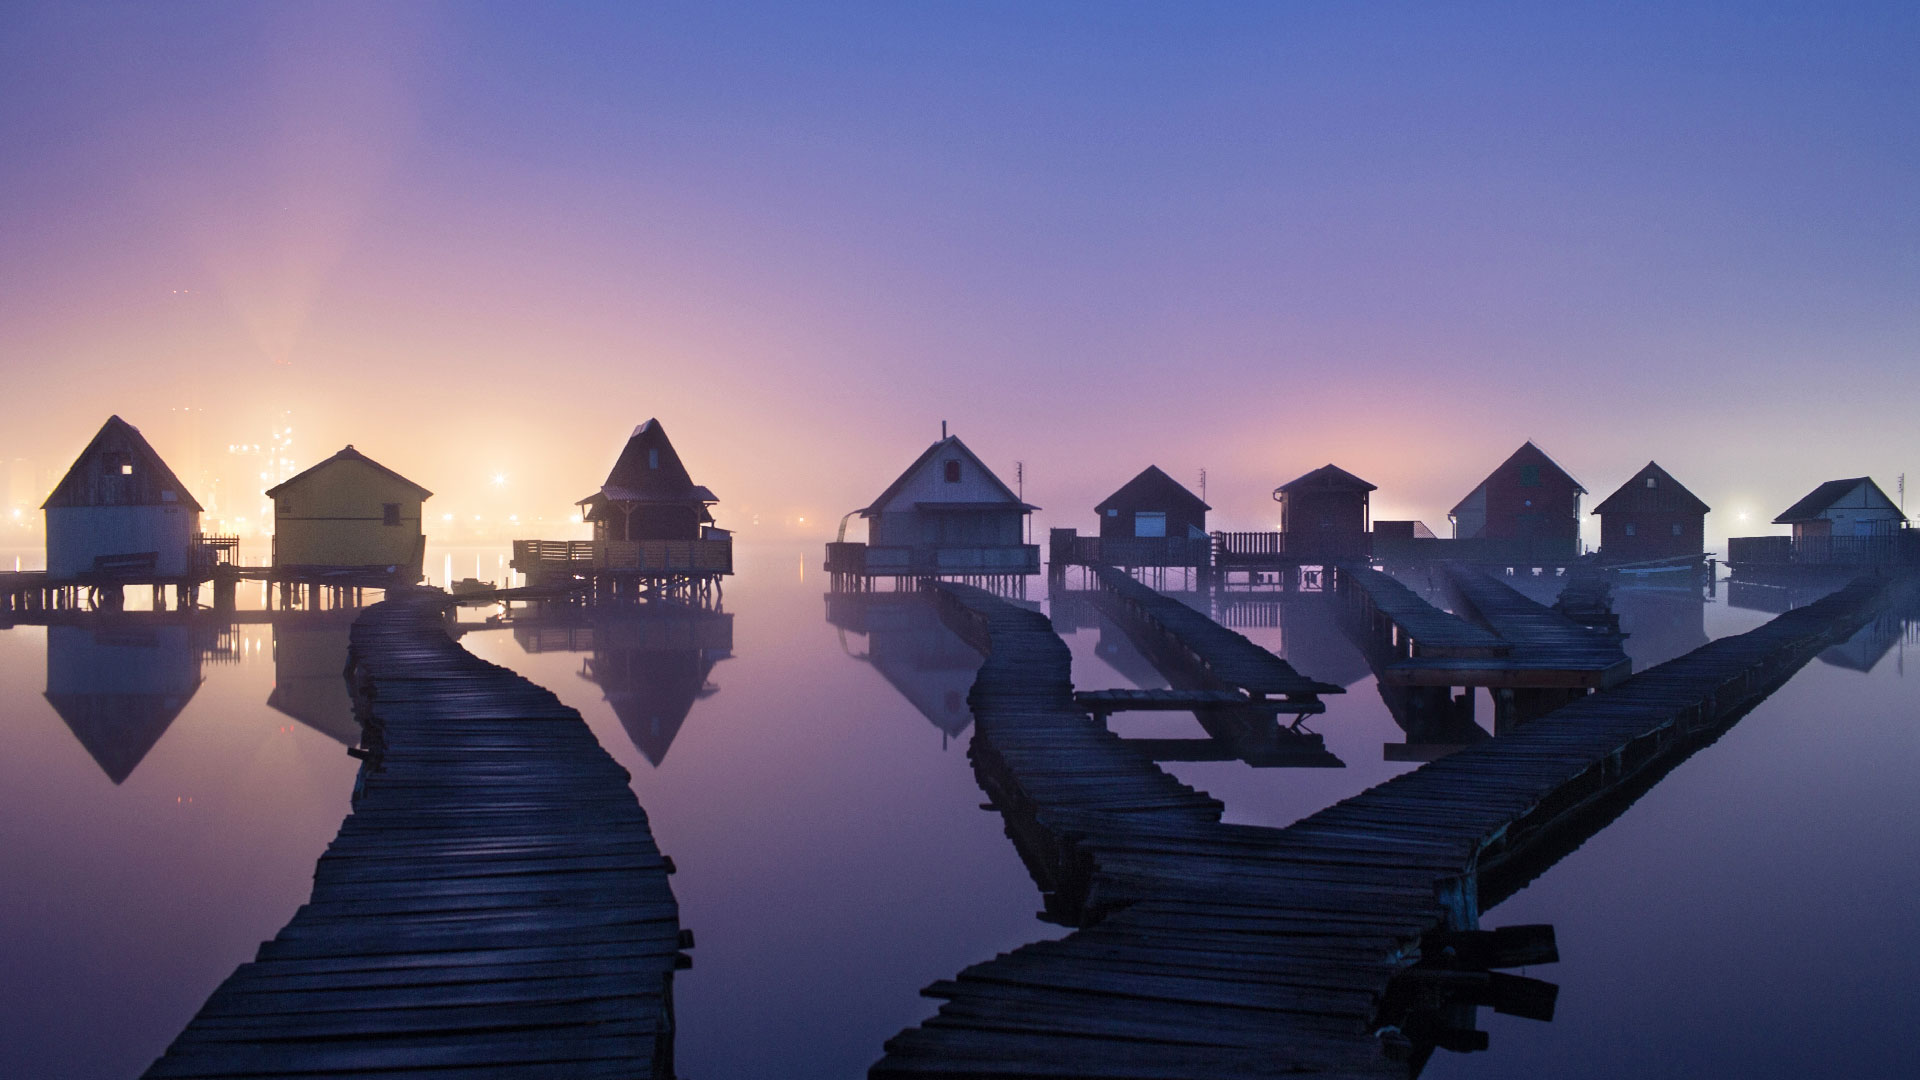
[43,415,204,511]
[861,435,1033,516]
[1591,461,1710,516]
[1773,477,1902,523]
[265,445,433,500]
[1450,441,1584,516]
[1096,465,1210,514]
[1278,464,1377,495]
[584,418,716,505]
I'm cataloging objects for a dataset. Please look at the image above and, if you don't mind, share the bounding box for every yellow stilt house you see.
[267,446,432,580]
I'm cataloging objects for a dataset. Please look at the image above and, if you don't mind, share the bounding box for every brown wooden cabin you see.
[1275,464,1374,560]
[1097,466,1208,540]
[1591,461,1709,563]
[578,420,719,542]
[1448,442,1585,563]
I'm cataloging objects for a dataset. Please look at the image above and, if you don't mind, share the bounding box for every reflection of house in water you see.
[825,592,983,741]
[526,607,735,766]
[1613,587,1709,671]
[45,623,204,783]
[266,616,361,745]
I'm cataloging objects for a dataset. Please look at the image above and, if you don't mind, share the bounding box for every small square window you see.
[1672,523,1682,536]
[648,449,660,469]
[1646,477,1657,488]
[120,463,133,475]
[943,460,961,483]
[1625,523,1637,536]
[1518,464,1541,487]
[383,503,401,526]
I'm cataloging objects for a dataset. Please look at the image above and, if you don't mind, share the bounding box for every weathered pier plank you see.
[141,590,684,1080]
[875,575,1892,1078]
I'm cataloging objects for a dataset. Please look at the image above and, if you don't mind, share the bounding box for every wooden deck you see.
[875,575,1892,1077]
[1333,564,1509,658]
[142,590,686,1080]
[1091,565,1342,702]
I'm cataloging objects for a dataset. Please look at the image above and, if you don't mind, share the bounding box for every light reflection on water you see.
[1,546,1915,1079]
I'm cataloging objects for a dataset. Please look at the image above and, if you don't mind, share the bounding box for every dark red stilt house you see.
[1275,464,1374,560]
[1591,462,1709,563]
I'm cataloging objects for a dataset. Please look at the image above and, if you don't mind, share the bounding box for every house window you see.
[1646,477,1657,488]
[279,500,292,515]
[1106,508,1118,517]
[648,449,659,469]
[1625,523,1636,536]
[944,460,961,483]
[1134,512,1167,538]
[1671,523,1682,536]
[383,503,401,526]
[1518,464,1541,487]
[120,463,133,475]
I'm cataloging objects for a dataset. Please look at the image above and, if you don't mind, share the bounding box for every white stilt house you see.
[43,416,206,582]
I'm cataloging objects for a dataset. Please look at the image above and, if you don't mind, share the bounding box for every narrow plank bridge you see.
[142,590,687,1080]
[873,575,1891,1078]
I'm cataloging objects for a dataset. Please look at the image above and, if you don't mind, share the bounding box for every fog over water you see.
[3,542,1917,1077]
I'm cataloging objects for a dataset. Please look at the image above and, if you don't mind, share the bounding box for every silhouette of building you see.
[1591,461,1709,563]
[829,432,1038,581]
[1275,464,1375,561]
[1448,442,1585,564]
[564,608,733,766]
[1773,477,1905,540]
[578,420,721,542]
[44,623,204,783]
[825,592,982,739]
[267,445,432,579]
[43,416,205,581]
[1097,466,1208,542]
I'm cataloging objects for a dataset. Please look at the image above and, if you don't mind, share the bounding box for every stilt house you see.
[1448,442,1586,563]
[43,416,205,582]
[1772,478,1905,540]
[578,420,720,542]
[1097,466,1209,541]
[267,446,432,580]
[1275,464,1375,560]
[1591,462,1709,563]
[838,433,1039,578]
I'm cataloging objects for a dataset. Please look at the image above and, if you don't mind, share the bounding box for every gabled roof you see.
[578,419,716,506]
[265,445,433,500]
[1773,477,1901,524]
[860,435,1036,517]
[1591,461,1710,516]
[43,415,204,511]
[1096,466,1210,514]
[46,689,198,784]
[1450,441,1585,516]
[1278,464,1376,495]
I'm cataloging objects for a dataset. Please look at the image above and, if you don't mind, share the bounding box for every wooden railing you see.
[1729,532,1916,567]
[513,537,733,577]
[825,542,1038,576]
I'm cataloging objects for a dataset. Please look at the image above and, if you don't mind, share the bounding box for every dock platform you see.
[1091,565,1342,704]
[875,575,1892,1077]
[142,590,686,1079]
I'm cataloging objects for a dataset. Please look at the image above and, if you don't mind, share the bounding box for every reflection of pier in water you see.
[825,591,987,742]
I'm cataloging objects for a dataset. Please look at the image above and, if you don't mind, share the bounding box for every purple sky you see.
[2,2,1915,545]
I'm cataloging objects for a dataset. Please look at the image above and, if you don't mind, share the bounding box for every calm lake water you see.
[1,545,1914,1078]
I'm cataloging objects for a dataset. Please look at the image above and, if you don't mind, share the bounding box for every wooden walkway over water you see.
[875,575,1891,1078]
[1092,565,1342,705]
[1335,564,1629,693]
[143,590,686,1080]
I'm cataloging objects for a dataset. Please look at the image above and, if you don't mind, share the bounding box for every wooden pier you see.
[142,590,687,1079]
[1090,565,1343,708]
[873,574,1893,1077]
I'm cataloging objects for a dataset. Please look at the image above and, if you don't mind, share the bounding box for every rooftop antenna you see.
[1198,468,1207,504]
[1900,473,1906,514]
[1017,460,1028,543]
[941,420,947,440]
